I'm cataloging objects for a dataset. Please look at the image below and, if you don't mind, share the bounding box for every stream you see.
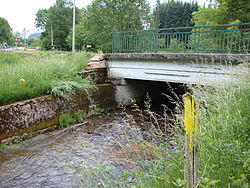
[0,110,156,188]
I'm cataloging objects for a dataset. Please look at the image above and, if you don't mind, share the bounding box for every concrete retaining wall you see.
[0,84,115,141]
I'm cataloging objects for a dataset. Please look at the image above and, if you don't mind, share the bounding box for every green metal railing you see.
[112,23,250,53]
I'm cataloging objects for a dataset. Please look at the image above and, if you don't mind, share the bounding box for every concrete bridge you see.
[106,53,249,85]
[85,53,249,105]
[106,23,250,104]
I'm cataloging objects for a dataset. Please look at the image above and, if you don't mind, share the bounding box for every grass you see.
[0,51,93,105]
[196,69,250,187]
[113,65,250,187]
[58,107,105,129]
[0,132,36,149]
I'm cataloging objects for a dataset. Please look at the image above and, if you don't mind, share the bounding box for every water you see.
[0,111,147,188]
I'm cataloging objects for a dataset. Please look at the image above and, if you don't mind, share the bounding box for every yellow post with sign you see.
[183,93,199,188]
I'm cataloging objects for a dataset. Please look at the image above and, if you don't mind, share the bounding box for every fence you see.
[112,23,250,53]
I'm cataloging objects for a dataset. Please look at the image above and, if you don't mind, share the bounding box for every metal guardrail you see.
[112,23,250,53]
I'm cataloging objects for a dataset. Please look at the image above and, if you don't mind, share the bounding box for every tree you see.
[35,9,48,30]
[70,0,152,52]
[66,24,86,50]
[216,0,250,23]
[35,0,81,50]
[192,0,250,26]
[155,0,199,28]
[152,0,198,49]
[0,17,13,44]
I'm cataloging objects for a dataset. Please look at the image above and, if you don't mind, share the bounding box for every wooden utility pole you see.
[72,0,76,52]
[183,93,199,188]
[51,25,54,46]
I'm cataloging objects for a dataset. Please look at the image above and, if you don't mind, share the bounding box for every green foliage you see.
[71,0,151,52]
[216,0,250,23]
[58,108,104,129]
[193,0,250,27]
[155,0,199,28]
[191,1,250,52]
[0,142,10,150]
[0,17,13,44]
[66,24,87,50]
[88,106,105,116]
[0,52,90,105]
[50,79,94,98]
[35,0,82,50]
[59,112,76,129]
[192,7,223,26]
[0,53,20,64]
[27,37,42,48]
[73,110,87,122]
[0,132,36,149]
[196,69,250,187]
[35,9,48,30]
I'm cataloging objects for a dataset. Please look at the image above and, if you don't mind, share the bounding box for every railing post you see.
[154,31,159,52]
[111,33,115,53]
[194,28,197,51]
[197,28,200,51]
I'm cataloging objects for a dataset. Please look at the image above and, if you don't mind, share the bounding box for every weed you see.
[58,113,76,129]
[88,105,105,116]
[58,107,105,129]
[0,132,37,149]
[73,110,87,122]
[0,142,10,150]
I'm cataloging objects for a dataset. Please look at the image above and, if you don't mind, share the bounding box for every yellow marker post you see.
[183,93,199,188]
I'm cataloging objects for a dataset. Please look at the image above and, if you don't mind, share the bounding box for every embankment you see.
[0,84,115,141]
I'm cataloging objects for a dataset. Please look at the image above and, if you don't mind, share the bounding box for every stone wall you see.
[0,84,115,141]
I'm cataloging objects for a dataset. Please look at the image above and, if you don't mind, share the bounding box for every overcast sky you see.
[0,0,209,36]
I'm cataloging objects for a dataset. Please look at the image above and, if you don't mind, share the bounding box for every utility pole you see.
[51,25,54,46]
[72,0,76,52]
[156,0,160,28]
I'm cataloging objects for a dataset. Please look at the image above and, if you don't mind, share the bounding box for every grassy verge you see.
[123,67,249,187]
[196,70,249,187]
[0,51,93,105]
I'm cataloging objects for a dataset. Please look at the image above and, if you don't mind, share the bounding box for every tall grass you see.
[0,51,92,105]
[125,66,249,187]
[196,69,250,187]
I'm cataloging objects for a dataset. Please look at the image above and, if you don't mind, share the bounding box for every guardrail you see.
[112,23,250,53]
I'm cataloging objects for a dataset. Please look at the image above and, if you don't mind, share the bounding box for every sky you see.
[0,0,208,37]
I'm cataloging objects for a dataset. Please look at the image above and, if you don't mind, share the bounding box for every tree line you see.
[1,0,249,51]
